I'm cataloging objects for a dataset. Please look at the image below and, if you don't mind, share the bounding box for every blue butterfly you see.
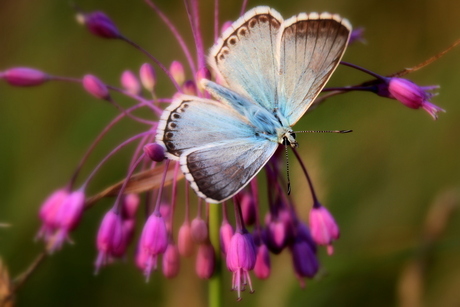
[156,7,351,203]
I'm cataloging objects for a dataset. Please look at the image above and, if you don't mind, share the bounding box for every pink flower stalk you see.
[78,11,120,39]
[95,210,124,273]
[219,219,234,255]
[177,222,194,257]
[226,231,257,300]
[253,243,271,280]
[162,242,180,278]
[387,77,444,119]
[2,67,49,86]
[196,243,215,279]
[309,205,340,255]
[138,212,168,279]
[82,74,110,100]
[139,63,157,92]
[121,70,141,95]
[169,61,185,86]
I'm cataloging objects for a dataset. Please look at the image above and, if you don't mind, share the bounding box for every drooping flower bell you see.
[377,77,444,119]
[309,203,340,255]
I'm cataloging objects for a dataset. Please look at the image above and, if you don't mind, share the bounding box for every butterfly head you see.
[281,130,298,148]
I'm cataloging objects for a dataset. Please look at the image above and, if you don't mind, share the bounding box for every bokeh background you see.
[1,0,459,306]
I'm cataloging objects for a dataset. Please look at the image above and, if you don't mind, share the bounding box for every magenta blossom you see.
[309,204,340,255]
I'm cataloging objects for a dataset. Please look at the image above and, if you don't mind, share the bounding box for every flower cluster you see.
[0,0,446,302]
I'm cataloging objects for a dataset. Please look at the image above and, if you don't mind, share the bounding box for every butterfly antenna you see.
[293,129,353,133]
[284,145,292,195]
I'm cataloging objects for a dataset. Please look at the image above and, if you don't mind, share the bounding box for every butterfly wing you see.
[208,6,283,111]
[277,13,351,125]
[156,94,278,203]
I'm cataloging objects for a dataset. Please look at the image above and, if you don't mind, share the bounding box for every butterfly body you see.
[156,7,351,203]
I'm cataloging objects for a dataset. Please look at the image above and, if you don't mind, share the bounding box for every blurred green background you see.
[1,0,459,306]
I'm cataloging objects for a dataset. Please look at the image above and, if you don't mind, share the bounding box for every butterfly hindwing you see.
[181,139,278,203]
[209,6,283,111]
[277,13,351,125]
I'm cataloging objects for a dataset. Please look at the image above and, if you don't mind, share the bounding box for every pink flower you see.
[95,210,124,273]
[2,67,49,86]
[309,205,340,255]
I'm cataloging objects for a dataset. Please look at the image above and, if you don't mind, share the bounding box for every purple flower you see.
[177,222,194,257]
[226,231,256,300]
[380,77,444,119]
[139,63,157,92]
[143,143,166,162]
[191,216,208,244]
[290,238,319,288]
[138,212,168,279]
[253,243,271,280]
[219,219,234,255]
[95,210,124,272]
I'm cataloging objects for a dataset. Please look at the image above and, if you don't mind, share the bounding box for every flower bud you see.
[78,11,120,39]
[191,216,208,244]
[162,243,180,278]
[219,219,234,255]
[121,70,141,95]
[290,238,319,287]
[178,222,194,257]
[309,205,339,255]
[254,243,271,279]
[82,74,110,100]
[182,80,197,96]
[169,61,185,86]
[139,63,156,92]
[95,210,124,272]
[196,243,215,279]
[2,67,49,86]
[144,143,165,162]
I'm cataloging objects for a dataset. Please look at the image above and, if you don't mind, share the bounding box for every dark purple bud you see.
[182,80,197,96]
[196,243,215,279]
[2,67,49,86]
[240,192,256,226]
[349,27,365,44]
[82,74,110,100]
[290,239,319,287]
[143,143,166,162]
[78,11,120,39]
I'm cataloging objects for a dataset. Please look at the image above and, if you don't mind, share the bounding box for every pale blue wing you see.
[180,139,278,203]
[156,94,278,203]
[277,13,351,125]
[156,94,256,159]
[208,6,283,111]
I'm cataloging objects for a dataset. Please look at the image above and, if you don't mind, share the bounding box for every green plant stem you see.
[208,203,221,307]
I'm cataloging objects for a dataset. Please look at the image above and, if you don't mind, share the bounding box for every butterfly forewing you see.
[277,13,351,125]
[156,95,255,159]
[181,139,278,203]
[209,6,283,111]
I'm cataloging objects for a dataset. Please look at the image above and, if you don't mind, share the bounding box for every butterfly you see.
[156,6,351,203]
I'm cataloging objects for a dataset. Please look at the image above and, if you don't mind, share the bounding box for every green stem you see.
[208,203,222,307]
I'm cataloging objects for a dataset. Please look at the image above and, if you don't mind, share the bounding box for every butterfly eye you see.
[282,137,290,146]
